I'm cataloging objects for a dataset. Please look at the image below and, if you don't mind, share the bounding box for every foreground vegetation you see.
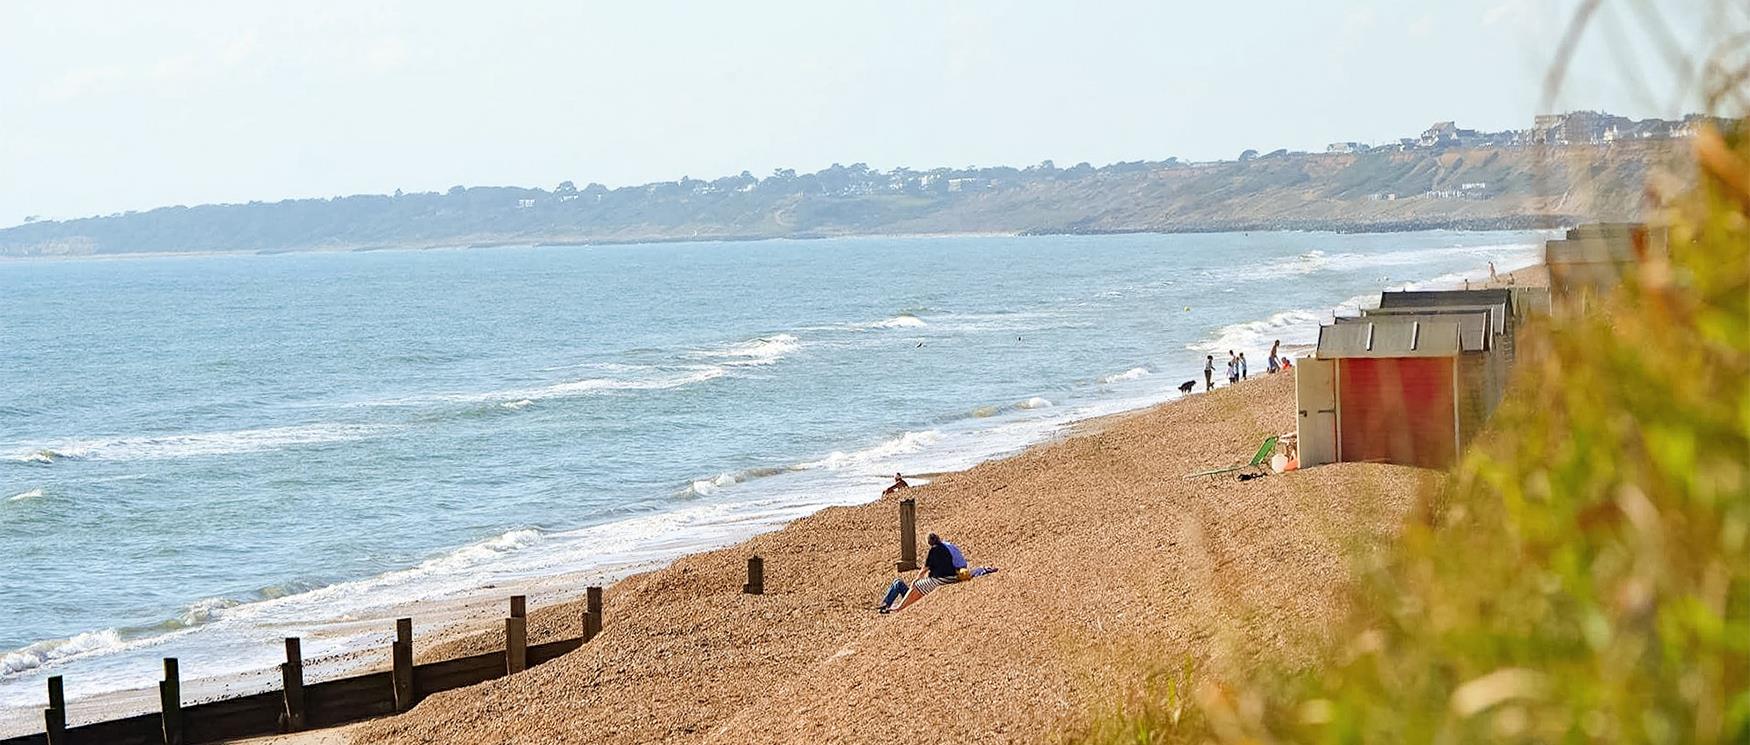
[1077,123,1749,744]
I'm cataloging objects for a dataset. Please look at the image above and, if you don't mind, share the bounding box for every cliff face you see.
[0,141,1683,256]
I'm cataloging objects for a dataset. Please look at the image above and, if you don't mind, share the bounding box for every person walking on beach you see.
[877,533,959,613]
[1267,340,1281,374]
[1239,352,1248,380]
[1226,351,1239,384]
[883,473,909,495]
[1204,355,1215,391]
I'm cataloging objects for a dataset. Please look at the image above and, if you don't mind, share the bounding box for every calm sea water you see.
[0,230,1546,720]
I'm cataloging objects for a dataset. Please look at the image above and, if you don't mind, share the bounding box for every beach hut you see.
[1376,288,1520,367]
[1295,318,1466,470]
[1544,222,1666,311]
[1344,310,1499,433]
[1362,304,1509,417]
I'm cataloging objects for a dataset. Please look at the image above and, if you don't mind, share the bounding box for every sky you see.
[0,0,1734,226]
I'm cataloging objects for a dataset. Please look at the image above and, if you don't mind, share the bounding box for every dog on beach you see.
[1178,380,1196,393]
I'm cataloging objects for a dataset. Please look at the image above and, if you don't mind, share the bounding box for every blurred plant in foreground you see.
[1077,21,1750,745]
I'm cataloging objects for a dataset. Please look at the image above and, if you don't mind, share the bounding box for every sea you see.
[0,230,1548,727]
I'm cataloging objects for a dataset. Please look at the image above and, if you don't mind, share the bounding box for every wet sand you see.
[258,372,1436,744]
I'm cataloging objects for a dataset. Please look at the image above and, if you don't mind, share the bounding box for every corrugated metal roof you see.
[1316,319,1461,358]
[1365,304,1505,336]
[1378,289,1514,317]
[1343,312,1489,351]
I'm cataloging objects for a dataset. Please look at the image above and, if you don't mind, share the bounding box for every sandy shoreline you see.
[222,372,1431,744]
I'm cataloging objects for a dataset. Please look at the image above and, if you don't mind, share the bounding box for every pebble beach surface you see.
[265,373,1433,744]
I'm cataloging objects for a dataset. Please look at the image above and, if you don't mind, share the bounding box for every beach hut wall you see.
[1311,319,1465,469]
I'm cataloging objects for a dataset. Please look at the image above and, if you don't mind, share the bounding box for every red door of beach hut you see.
[1337,357,1456,469]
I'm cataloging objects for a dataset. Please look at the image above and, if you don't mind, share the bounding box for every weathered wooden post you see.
[743,556,765,594]
[160,658,183,745]
[582,586,603,642]
[279,637,306,732]
[896,498,919,572]
[392,618,414,712]
[505,596,528,675]
[43,675,65,745]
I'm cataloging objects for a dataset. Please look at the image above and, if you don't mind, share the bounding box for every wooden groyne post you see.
[43,676,65,745]
[392,618,415,712]
[5,594,609,745]
[743,556,765,595]
[896,498,919,572]
[160,658,183,745]
[280,637,306,731]
[506,596,528,675]
[582,586,603,642]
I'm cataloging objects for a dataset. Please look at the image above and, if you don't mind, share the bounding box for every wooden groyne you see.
[2,589,604,745]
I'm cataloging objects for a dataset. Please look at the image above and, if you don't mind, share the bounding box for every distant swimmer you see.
[883,472,910,495]
[915,341,925,348]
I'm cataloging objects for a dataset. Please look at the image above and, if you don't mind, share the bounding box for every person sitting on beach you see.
[882,472,910,495]
[942,538,971,580]
[877,533,959,613]
[1281,355,1293,371]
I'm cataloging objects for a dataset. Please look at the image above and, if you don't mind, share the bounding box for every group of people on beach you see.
[1201,340,1291,391]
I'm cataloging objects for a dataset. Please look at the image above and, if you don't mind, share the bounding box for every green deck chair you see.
[1183,435,1279,479]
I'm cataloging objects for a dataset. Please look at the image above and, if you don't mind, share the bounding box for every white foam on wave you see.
[1191,309,1326,355]
[1017,397,1053,410]
[5,488,43,503]
[858,315,927,330]
[1256,241,1543,278]
[692,334,799,367]
[381,366,727,407]
[682,472,740,497]
[1100,367,1151,384]
[176,596,242,627]
[0,629,126,678]
[4,424,386,464]
[797,430,941,470]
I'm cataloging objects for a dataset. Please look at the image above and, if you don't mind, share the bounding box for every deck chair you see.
[1183,435,1279,479]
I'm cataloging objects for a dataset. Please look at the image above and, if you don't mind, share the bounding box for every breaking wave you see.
[1017,396,1053,409]
[678,466,794,498]
[1099,367,1151,384]
[1191,309,1327,355]
[691,334,799,367]
[859,314,927,330]
[797,430,942,470]
[4,424,386,464]
[6,488,43,502]
[1,630,126,678]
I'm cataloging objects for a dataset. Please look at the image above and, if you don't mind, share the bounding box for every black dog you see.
[1178,380,1197,393]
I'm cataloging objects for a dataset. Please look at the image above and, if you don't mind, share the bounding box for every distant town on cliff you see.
[1,111,1724,258]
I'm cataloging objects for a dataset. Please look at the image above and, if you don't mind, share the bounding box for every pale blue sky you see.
[0,1,1730,226]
